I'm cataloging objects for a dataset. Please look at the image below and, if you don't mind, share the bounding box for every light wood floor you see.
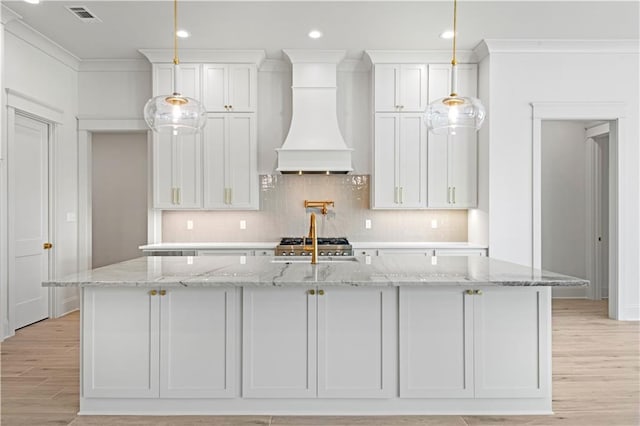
[1,300,638,426]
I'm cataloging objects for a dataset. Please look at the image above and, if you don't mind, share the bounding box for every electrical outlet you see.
[365,219,372,229]
[431,256,438,265]
[431,219,438,229]
[187,256,194,265]
[240,220,247,230]
[365,255,372,265]
[240,256,247,264]
[186,220,194,230]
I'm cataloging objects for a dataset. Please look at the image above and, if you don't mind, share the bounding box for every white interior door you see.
[11,113,50,329]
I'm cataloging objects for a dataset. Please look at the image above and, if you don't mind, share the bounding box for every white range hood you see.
[276,50,353,174]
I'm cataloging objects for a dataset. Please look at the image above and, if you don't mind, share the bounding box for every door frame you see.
[77,117,156,273]
[531,102,627,320]
[3,89,62,337]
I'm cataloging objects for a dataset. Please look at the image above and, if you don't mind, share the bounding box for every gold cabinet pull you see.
[43,242,53,250]
[159,290,167,296]
[308,289,316,295]
[149,290,158,296]
[465,289,474,295]
[474,289,483,295]
[318,289,325,296]
[452,186,456,204]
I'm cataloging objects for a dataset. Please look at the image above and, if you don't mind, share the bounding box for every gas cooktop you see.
[276,237,352,257]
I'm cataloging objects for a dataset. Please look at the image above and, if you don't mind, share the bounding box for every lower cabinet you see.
[83,287,235,399]
[400,286,550,399]
[242,286,396,398]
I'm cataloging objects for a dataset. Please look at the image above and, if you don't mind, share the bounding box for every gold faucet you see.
[304,200,334,216]
[303,212,318,264]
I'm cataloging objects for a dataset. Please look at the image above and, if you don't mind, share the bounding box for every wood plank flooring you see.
[1,299,638,425]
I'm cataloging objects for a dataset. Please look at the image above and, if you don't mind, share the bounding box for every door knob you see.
[43,242,53,250]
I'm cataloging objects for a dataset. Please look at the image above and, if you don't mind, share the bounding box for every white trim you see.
[3,16,80,71]
[474,39,639,61]
[77,117,148,132]
[1,5,22,25]
[365,50,477,64]
[139,49,266,66]
[6,89,64,124]
[79,59,151,73]
[586,122,610,139]
[585,137,598,300]
[147,131,162,244]
[531,102,629,320]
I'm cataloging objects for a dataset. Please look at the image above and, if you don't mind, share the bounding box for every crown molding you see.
[282,49,346,64]
[1,5,22,25]
[79,59,151,72]
[4,15,80,71]
[139,49,266,66]
[259,59,290,72]
[365,50,477,64]
[474,39,640,61]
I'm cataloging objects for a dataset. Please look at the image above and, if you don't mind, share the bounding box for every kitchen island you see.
[45,255,587,416]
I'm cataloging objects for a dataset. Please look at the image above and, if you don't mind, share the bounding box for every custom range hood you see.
[276,50,353,174]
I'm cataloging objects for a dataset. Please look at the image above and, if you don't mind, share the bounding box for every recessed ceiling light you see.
[24,0,40,4]
[440,30,455,39]
[176,29,190,38]
[308,30,323,39]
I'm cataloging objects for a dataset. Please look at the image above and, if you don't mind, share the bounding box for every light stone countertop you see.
[138,242,488,251]
[44,255,587,288]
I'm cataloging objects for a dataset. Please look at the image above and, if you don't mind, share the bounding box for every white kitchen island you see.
[44,255,587,416]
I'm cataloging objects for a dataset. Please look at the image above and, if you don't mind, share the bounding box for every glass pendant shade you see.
[144,93,206,135]
[425,95,486,135]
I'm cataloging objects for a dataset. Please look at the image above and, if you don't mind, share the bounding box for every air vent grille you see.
[66,6,102,23]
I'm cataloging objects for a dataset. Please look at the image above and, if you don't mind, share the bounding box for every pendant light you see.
[143,0,206,135]
[425,0,485,135]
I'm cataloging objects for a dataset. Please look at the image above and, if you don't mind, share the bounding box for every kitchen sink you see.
[271,256,359,263]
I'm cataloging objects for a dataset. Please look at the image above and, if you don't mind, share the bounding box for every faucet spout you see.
[303,212,318,264]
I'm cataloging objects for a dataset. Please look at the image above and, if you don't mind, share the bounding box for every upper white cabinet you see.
[204,114,258,209]
[83,287,236,399]
[427,64,478,208]
[374,64,427,112]
[203,64,257,112]
[243,286,395,399]
[152,64,203,209]
[372,113,427,208]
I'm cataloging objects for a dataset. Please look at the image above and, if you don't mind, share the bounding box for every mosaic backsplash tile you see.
[162,175,468,242]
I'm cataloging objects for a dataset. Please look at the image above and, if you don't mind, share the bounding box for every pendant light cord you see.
[173,0,179,65]
[451,0,457,66]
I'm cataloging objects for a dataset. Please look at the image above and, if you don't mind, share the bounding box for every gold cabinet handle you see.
[475,289,483,295]
[308,289,316,295]
[159,290,167,296]
[43,242,53,250]
[399,187,404,204]
[318,289,325,296]
[149,290,158,296]
[465,289,474,295]
[452,186,456,204]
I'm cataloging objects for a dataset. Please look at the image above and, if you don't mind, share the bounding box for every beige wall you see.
[163,175,468,243]
[92,133,148,268]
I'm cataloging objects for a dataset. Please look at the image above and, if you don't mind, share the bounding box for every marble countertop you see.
[139,242,488,250]
[44,255,588,288]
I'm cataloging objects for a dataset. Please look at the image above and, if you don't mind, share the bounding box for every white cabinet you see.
[378,248,434,256]
[203,64,257,112]
[427,64,478,208]
[374,64,427,112]
[400,286,550,399]
[203,114,258,209]
[434,248,487,257]
[373,113,427,208]
[83,287,235,399]
[197,249,253,256]
[152,64,203,209]
[243,286,395,398]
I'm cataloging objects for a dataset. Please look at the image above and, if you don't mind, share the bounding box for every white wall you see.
[481,46,639,319]
[2,25,80,334]
[541,121,588,298]
[91,133,148,268]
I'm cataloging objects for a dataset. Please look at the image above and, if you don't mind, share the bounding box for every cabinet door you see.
[83,288,159,398]
[449,132,477,208]
[203,64,228,112]
[399,64,427,112]
[374,65,400,112]
[434,248,486,257]
[372,114,399,208]
[228,64,257,112]
[399,287,473,398]
[203,115,227,208]
[243,287,317,398]
[474,287,551,398]
[427,133,450,208]
[154,63,200,99]
[153,133,202,209]
[160,288,235,398]
[398,114,427,207]
[227,114,258,209]
[317,287,396,398]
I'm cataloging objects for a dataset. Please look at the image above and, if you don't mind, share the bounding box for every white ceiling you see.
[3,1,639,61]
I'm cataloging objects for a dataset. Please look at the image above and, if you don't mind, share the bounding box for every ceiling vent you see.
[66,6,102,23]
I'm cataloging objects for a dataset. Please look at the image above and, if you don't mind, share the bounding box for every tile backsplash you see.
[162,175,468,242]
